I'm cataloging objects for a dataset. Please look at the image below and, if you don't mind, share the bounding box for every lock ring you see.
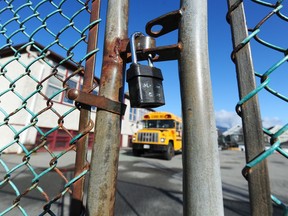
[130,32,145,64]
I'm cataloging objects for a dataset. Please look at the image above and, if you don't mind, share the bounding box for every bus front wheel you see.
[164,142,174,160]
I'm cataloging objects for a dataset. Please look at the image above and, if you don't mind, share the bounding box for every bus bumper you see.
[132,143,168,152]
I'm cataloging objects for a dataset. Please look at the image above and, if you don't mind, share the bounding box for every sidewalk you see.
[1,149,91,170]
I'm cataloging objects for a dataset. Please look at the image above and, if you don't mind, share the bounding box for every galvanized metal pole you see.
[70,1,101,215]
[86,0,129,215]
[227,1,272,215]
[178,0,224,215]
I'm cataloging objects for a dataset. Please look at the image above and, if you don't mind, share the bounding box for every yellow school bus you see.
[131,111,182,160]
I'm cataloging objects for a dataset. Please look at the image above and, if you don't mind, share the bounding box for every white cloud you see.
[215,110,241,129]
[262,117,283,128]
[215,109,283,129]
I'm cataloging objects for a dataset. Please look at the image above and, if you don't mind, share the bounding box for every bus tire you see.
[164,142,174,160]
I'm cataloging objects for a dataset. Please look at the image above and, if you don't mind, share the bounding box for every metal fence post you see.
[86,0,129,215]
[227,1,272,215]
[70,1,101,215]
[178,0,224,215]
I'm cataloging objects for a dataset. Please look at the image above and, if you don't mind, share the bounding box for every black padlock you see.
[126,32,165,108]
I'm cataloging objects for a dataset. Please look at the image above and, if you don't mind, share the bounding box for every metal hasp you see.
[67,89,126,115]
[146,10,182,38]
[121,39,181,62]
[119,11,182,63]
[227,0,272,215]
[126,32,165,108]
[134,34,156,50]
[178,0,224,215]
[86,0,129,215]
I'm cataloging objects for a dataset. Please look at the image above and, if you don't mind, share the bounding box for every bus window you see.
[159,120,175,128]
[143,120,175,129]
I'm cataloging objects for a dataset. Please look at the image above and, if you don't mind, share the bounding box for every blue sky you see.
[99,0,287,127]
[119,0,287,128]
[65,0,288,127]
[96,0,244,128]
[1,0,287,129]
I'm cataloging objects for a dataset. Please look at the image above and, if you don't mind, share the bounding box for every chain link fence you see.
[227,0,288,214]
[2,0,287,215]
[0,1,99,215]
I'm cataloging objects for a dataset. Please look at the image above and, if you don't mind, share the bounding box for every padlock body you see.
[127,63,165,108]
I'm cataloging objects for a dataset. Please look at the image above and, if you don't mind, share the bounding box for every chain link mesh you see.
[228,0,288,214]
[0,1,99,215]
[4,0,287,215]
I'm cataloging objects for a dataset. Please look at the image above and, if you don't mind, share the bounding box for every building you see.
[121,96,152,147]
[0,43,151,153]
[220,124,288,151]
[221,125,244,147]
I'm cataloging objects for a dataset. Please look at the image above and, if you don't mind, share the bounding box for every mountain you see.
[217,126,228,134]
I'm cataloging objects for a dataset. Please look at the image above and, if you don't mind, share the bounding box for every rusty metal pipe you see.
[70,1,101,216]
[227,1,272,215]
[86,0,129,215]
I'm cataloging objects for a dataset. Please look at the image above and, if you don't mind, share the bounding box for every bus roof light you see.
[144,115,150,119]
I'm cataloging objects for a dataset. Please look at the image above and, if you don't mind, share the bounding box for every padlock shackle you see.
[130,32,144,64]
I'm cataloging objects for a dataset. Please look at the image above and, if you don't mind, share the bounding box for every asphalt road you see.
[0,149,287,215]
[116,149,287,216]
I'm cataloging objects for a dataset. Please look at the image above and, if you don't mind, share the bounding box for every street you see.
[0,149,287,215]
[116,149,287,215]
[116,150,183,216]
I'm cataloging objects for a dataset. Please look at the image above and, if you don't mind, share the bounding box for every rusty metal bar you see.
[178,0,224,215]
[120,39,181,62]
[86,0,129,215]
[146,10,182,38]
[70,1,101,215]
[227,0,272,215]
[67,89,126,115]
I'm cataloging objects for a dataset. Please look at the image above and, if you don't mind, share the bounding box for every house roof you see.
[0,42,141,104]
[0,42,83,71]
[223,124,242,136]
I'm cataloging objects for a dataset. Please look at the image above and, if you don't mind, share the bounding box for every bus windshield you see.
[143,120,175,129]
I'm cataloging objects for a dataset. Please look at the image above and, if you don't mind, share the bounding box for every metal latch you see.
[67,89,126,116]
